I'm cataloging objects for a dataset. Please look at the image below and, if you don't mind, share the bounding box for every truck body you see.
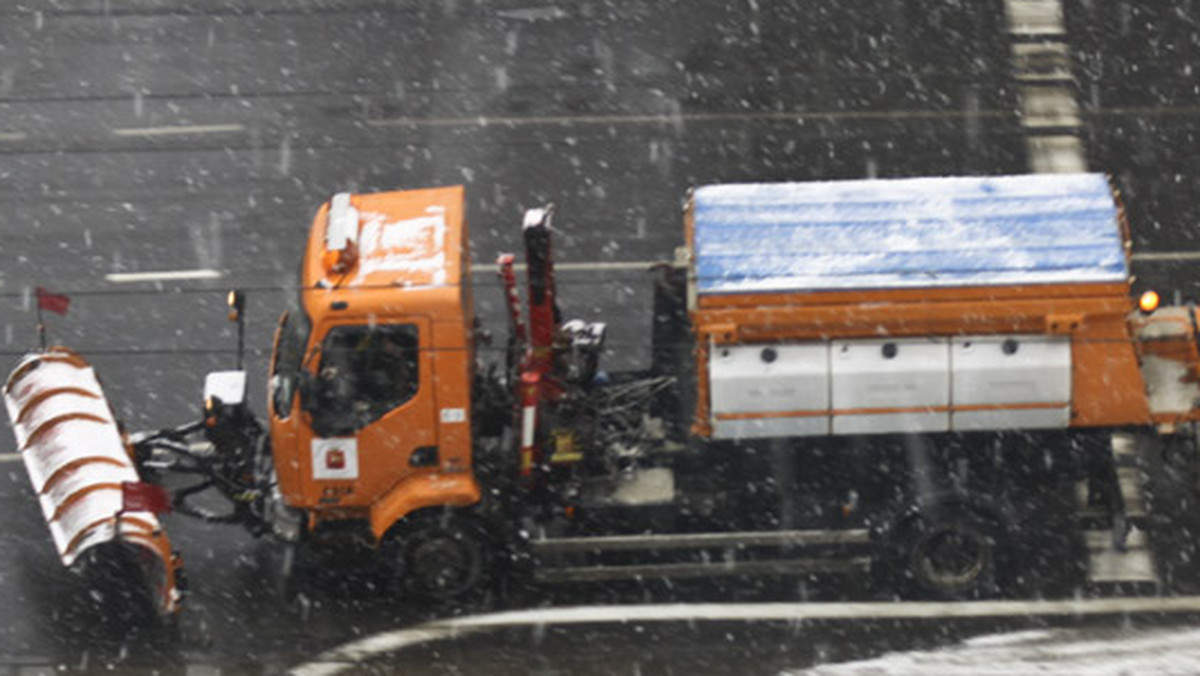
[9,173,1200,615]
[688,174,1155,438]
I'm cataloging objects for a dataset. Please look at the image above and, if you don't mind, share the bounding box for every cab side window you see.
[271,310,311,419]
[311,324,420,436]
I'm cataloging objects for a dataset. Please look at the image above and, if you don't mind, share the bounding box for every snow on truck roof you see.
[305,185,466,292]
[691,173,1129,295]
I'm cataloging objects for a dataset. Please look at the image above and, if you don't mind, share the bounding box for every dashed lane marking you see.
[111,124,245,137]
[105,269,225,283]
[1131,251,1200,262]
[367,108,1011,130]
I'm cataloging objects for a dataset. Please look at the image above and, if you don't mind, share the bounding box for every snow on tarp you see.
[692,173,1128,295]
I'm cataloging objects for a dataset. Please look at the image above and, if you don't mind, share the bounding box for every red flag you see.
[120,481,173,514]
[35,287,70,316]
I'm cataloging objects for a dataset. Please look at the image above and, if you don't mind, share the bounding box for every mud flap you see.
[3,348,182,618]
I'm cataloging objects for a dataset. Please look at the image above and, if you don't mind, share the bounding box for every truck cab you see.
[267,186,481,542]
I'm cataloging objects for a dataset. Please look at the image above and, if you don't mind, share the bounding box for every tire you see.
[904,513,1004,599]
[388,511,491,602]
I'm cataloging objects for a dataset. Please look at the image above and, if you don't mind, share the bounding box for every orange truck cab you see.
[267,186,481,542]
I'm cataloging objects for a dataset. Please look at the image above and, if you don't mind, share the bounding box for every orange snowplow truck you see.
[10,173,1200,614]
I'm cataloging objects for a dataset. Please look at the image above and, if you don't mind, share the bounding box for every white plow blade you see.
[3,348,181,616]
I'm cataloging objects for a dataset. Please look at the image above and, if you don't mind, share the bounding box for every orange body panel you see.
[690,283,1154,436]
[268,186,480,540]
[695,282,1134,311]
[367,472,481,541]
[1068,314,1151,426]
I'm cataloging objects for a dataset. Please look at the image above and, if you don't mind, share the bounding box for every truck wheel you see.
[905,514,1002,599]
[390,512,490,602]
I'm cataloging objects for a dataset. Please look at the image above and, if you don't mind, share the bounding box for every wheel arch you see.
[368,472,482,544]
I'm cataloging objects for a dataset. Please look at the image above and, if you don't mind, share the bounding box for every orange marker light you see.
[321,242,358,275]
[1139,290,1160,314]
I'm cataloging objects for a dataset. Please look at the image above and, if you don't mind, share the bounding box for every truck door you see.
[267,309,311,504]
[303,318,438,508]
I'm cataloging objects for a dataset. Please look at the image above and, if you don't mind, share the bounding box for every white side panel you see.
[952,335,1071,406]
[710,343,829,414]
[834,411,949,435]
[953,407,1070,431]
[831,338,950,434]
[1139,355,1199,415]
[713,415,830,440]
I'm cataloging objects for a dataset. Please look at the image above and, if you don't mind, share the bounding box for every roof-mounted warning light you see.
[323,192,359,275]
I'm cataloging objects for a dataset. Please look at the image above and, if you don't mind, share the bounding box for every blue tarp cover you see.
[692,173,1128,295]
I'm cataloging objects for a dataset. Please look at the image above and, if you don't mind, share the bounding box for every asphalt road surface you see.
[1,0,1200,673]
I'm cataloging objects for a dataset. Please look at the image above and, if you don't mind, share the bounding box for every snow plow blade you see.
[3,348,181,618]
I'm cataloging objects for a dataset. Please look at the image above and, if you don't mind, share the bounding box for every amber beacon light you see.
[1139,290,1160,314]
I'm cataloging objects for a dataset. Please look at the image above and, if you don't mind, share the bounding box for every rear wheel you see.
[389,511,490,601]
[905,513,1003,599]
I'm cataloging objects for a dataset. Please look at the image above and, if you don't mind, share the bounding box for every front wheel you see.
[904,514,1004,599]
[387,511,491,602]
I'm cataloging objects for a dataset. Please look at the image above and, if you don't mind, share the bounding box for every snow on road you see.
[793,626,1200,676]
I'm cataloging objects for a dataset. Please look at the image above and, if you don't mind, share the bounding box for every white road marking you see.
[105,269,224,283]
[1132,251,1200,262]
[0,132,27,142]
[111,123,245,137]
[0,453,22,464]
[367,103,1200,132]
[797,625,1200,675]
[497,6,568,21]
[289,597,1200,676]
[366,108,1009,130]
